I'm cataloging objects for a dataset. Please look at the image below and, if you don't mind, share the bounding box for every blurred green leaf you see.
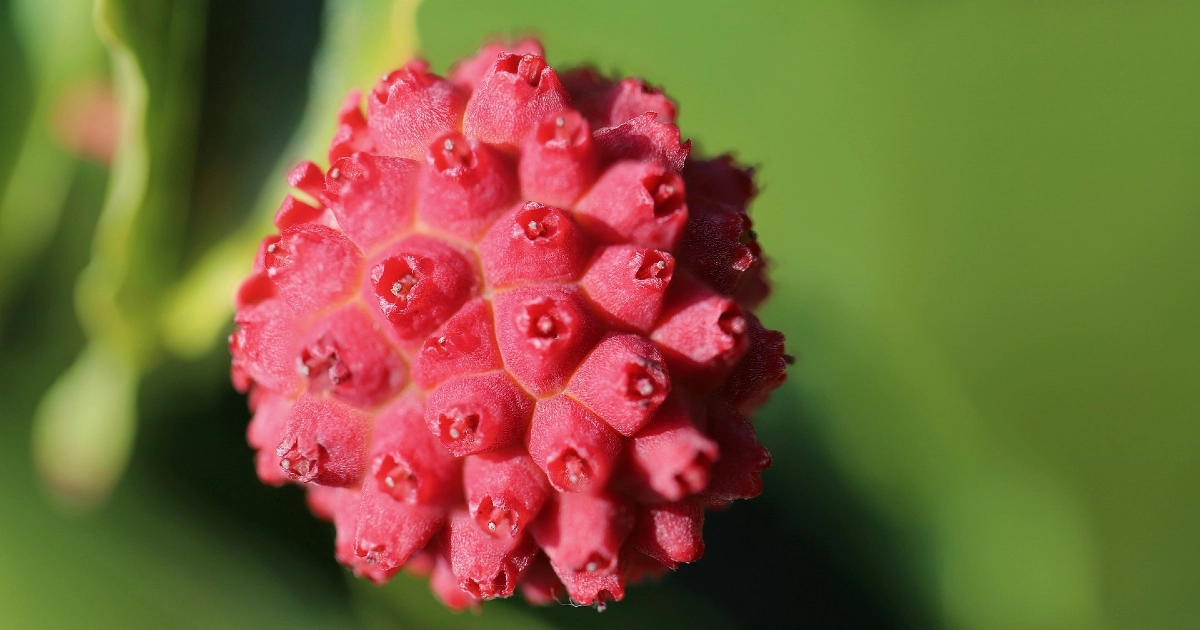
[32,0,208,505]
[162,0,422,358]
[0,0,33,217]
[1,413,361,629]
[82,0,206,360]
[0,0,105,326]
[31,341,136,508]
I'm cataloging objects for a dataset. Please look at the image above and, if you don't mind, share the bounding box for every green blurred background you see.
[1,1,1196,628]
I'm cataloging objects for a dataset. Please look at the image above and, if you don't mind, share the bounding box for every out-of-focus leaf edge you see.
[31,0,207,508]
[0,0,104,333]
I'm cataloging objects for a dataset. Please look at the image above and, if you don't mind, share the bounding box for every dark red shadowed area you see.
[696,401,772,508]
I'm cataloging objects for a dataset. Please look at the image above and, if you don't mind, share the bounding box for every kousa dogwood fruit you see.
[231,38,788,610]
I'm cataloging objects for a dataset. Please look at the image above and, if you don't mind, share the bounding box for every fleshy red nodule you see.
[232,38,787,610]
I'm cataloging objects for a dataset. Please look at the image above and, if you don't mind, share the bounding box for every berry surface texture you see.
[230,38,788,610]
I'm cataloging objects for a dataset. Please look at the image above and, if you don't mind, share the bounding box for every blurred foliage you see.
[1,1,1198,629]
[0,0,103,326]
[32,0,208,508]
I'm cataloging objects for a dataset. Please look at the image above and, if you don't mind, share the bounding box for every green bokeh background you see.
[1,1,1196,629]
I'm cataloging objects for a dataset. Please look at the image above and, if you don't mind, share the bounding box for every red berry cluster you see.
[231,39,788,609]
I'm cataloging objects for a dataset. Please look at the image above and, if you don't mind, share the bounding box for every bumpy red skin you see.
[230,38,786,609]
